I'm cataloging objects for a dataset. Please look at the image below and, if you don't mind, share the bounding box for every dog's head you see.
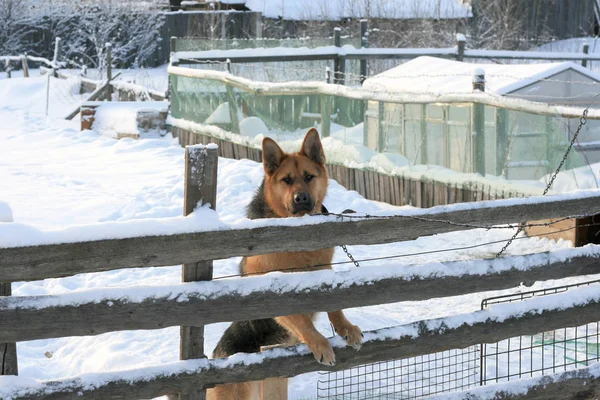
[262,128,328,217]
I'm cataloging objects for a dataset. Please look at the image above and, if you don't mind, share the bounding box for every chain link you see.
[341,244,361,267]
[496,108,589,258]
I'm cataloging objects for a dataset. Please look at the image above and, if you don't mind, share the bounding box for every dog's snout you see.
[294,192,310,205]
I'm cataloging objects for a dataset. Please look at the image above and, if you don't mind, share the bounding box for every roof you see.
[239,0,471,21]
[363,56,600,96]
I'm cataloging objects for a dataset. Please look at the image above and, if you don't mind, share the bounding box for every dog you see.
[207,128,362,400]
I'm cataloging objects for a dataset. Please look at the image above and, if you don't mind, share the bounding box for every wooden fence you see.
[2,143,600,399]
[170,125,517,209]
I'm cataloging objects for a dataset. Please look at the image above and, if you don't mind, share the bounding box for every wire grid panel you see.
[317,346,480,399]
[480,279,600,385]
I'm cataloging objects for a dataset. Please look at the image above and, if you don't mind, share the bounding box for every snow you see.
[1,73,599,399]
[0,201,13,223]
[243,0,471,21]
[91,101,168,138]
[363,56,600,96]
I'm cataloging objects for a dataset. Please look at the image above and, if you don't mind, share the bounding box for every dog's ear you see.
[262,137,284,175]
[301,128,326,165]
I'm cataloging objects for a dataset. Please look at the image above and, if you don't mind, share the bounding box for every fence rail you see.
[2,191,600,283]
[3,143,600,399]
[3,292,600,400]
[2,248,599,344]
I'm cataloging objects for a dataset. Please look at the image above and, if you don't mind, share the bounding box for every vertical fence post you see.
[52,37,62,76]
[168,37,178,101]
[360,19,368,84]
[106,43,113,100]
[180,145,218,400]
[5,60,11,79]
[0,283,18,376]
[456,33,466,62]
[472,69,486,176]
[582,42,589,68]
[333,27,345,85]
[20,55,29,78]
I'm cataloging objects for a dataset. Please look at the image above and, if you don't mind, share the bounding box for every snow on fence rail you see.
[2,145,600,399]
[168,66,600,120]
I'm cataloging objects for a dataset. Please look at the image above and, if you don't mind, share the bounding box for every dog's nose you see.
[294,192,310,205]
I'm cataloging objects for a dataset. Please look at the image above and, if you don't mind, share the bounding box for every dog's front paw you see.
[308,335,336,366]
[337,324,363,350]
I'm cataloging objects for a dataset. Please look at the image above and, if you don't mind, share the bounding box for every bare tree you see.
[0,0,34,56]
[469,0,554,50]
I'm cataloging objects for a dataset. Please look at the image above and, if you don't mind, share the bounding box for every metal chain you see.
[341,244,361,267]
[496,109,589,258]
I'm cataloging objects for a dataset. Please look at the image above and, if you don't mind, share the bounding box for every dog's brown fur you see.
[207,129,362,400]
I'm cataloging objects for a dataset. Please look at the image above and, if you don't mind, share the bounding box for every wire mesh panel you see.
[317,346,480,399]
[480,279,600,385]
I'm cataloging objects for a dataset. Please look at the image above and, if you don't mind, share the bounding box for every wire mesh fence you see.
[317,279,600,399]
[317,346,480,399]
[480,279,600,385]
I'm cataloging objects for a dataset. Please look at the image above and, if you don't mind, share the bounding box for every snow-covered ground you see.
[1,75,600,399]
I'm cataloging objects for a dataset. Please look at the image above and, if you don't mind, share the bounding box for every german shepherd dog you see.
[207,129,362,400]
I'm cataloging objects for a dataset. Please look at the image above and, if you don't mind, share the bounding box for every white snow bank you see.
[0,201,13,222]
[91,101,168,138]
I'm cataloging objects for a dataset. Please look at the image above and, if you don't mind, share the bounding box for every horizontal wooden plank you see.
[3,296,600,400]
[1,250,598,343]
[2,192,600,282]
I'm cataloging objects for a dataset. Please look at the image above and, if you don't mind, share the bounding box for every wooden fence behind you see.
[170,126,519,209]
[2,143,600,400]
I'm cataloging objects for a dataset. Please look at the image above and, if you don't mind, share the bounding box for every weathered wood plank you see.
[1,252,599,343]
[0,283,17,376]
[180,146,218,400]
[2,193,600,282]
[4,298,600,400]
[442,366,600,400]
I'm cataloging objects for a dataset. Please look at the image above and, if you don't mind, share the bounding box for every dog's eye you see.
[282,177,293,185]
[305,174,314,182]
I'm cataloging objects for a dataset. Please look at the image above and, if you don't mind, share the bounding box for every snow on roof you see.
[363,56,600,96]
[242,0,471,21]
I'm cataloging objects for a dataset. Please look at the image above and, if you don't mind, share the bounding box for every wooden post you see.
[333,28,344,85]
[456,33,466,62]
[180,145,218,400]
[472,69,486,175]
[5,60,11,79]
[472,68,485,92]
[52,37,62,76]
[260,345,288,400]
[170,36,179,66]
[0,283,18,376]
[106,43,113,100]
[360,19,368,84]
[582,42,589,68]
[20,55,29,78]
